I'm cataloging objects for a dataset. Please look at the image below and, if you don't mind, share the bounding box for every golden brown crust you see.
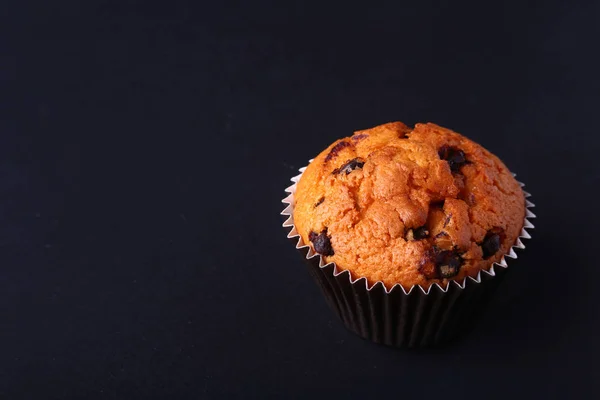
[293,122,525,290]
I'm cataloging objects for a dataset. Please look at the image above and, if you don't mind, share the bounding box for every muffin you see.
[282,121,534,347]
[293,121,525,291]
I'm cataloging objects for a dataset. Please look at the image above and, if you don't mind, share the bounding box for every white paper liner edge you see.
[282,161,535,296]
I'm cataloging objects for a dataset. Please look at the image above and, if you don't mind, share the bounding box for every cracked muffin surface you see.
[293,121,525,290]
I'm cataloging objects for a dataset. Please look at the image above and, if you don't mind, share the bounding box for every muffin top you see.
[293,122,525,290]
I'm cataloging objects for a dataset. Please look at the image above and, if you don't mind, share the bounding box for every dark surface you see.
[1,1,599,398]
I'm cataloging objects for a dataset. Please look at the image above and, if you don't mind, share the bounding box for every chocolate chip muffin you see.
[293,122,525,290]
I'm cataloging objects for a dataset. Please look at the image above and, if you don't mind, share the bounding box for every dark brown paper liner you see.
[282,163,535,348]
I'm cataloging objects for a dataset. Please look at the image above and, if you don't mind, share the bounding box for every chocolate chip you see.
[325,141,352,162]
[314,197,325,208]
[413,226,429,240]
[419,247,463,279]
[406,226,429,241]
[435,249,462,278]
[481,227,505,259]
[352,133,369,142]
[334,158,365,175]
[438,145,467,172]
[309,229,334,256]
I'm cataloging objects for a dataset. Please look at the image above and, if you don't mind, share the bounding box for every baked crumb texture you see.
[292,122,528,290]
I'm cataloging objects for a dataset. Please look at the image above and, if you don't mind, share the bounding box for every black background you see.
[2,1,599,398]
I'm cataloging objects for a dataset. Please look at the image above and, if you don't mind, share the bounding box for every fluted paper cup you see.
[281,162,535,348]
